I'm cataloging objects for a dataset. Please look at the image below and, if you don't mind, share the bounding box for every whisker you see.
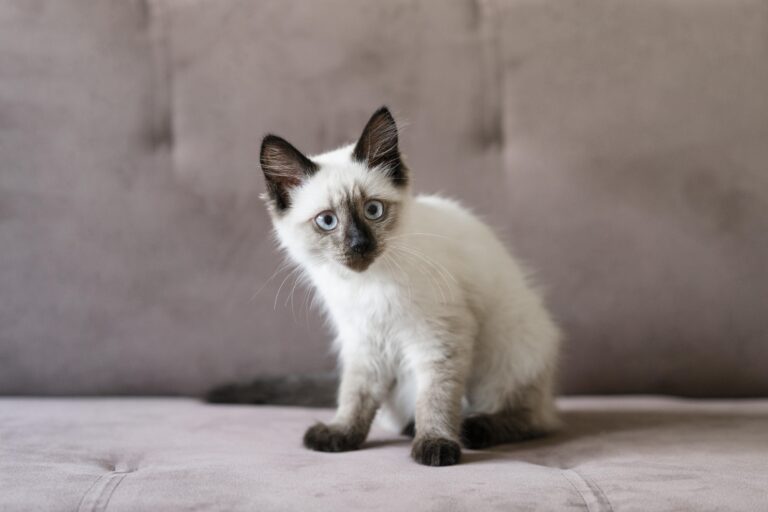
[273,266,302,311]
[397,245,458,285]
[251,260,293,300]
[389,242,457,302]
[383,251,412,304]
[389,246,448,303]
[385,232,453,242]
[302,281,314,327]
[285,269,307,322]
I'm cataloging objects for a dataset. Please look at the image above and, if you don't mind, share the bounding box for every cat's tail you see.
[205,373,338,408]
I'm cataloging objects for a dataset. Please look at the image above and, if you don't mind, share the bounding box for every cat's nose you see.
[349,236,373,255]
[344,226,377,271]
[346,219,375,256]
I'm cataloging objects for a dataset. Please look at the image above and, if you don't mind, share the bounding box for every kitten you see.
[258,107,561,466]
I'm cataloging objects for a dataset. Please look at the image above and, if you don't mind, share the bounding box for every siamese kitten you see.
[259,107,561,466]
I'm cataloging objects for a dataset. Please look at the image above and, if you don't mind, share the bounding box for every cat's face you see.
[260,107,408,273]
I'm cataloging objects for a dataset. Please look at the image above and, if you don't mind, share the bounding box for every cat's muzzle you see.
[343,245,378,272]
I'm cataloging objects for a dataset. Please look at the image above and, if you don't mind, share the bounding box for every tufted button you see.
[106,461,137,473]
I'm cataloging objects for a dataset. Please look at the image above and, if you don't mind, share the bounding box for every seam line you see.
[576,469,615,512]
[95,473,129,512]
[77,471,131,512]
[560,468,613,512]
[75,474,105,512]
[561,469,595,512]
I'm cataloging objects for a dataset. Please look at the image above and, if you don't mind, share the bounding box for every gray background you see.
[1,0,766,396]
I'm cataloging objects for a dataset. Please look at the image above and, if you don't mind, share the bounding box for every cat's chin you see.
[338,253,381,273]
[343,259,374,273]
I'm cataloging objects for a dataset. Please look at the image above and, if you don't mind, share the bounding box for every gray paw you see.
[460,415,495,449]
[461,414,546,449]
[303,423,363,452]
[411,437,461,466]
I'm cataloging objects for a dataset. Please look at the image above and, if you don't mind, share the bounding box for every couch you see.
[1,1,767,510]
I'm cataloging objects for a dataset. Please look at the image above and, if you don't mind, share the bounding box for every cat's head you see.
[260,107,408,273]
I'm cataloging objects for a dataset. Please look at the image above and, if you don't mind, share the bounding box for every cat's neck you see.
[307,257,394,290]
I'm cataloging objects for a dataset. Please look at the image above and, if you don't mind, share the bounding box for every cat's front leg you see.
[409,345,469,466]
[303,352,387,453]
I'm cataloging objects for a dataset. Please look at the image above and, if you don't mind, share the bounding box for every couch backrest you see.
[1,0,766,396]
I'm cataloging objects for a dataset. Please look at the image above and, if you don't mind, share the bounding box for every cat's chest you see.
[317,278,406,330]
[331,285,400,314]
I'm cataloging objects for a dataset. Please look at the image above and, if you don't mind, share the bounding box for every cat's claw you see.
[411,437,461,466]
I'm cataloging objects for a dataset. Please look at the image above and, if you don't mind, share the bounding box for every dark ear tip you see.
[373,105,394,120]
[260,134,286,168]
[261,133,283,149]
[261,134,296,161]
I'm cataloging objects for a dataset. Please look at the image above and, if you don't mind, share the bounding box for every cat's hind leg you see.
[461,367,559,449]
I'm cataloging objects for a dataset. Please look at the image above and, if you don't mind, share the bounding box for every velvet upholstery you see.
[2,397,767,511]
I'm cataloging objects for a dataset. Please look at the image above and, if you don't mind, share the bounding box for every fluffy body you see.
[268,142,561,464]
[260,108,560,465]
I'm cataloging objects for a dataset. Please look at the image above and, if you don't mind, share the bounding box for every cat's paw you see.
[460,415,495,449]
[303,422,363,452]
[411,437,461,466]
[461,413,547,448]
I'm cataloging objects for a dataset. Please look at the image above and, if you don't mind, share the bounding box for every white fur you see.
[270,144,561,437]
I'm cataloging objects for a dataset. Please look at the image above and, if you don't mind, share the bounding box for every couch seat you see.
[1,396,766,511]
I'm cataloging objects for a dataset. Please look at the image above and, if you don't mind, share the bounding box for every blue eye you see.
[364,200,384,220]
[315,211,338,231]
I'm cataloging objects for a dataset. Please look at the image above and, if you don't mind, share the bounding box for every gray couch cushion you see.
[1,0,767,396]
[1,397,767,511]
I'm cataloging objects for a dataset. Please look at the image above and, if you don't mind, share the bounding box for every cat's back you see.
[407,194,527,292]
[409,194,506,249]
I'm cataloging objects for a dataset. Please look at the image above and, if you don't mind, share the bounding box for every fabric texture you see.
[1,397,767,511]
[1,0,767,396]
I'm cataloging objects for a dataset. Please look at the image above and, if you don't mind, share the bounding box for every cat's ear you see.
[353,106,408,186]
[260,134,318,211]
